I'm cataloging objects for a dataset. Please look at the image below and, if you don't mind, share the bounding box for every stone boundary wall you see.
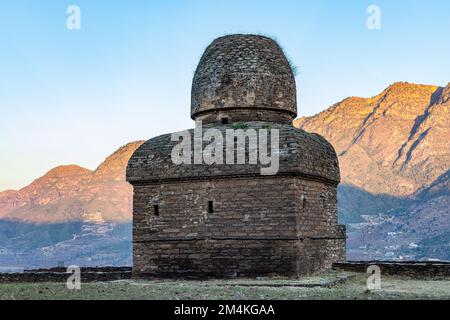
[0,267,132,283]
[333,261,450,278]
[4,262,450,282]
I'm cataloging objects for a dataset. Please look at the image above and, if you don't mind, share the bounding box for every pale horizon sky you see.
[1,0,450,191]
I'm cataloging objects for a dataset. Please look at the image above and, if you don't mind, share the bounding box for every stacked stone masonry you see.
[191,35,297,124]
[127,34,346,279]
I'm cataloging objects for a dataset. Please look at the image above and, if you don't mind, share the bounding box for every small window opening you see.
[208,201,214,213]
[301,194,306,209]
[221,118,229,124]
[153,205,159,216]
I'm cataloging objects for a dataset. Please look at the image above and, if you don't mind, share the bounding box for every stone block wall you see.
[132,176,346,278]
[134,238,345,279]
[333,262,450,278]
[194,108,294,125]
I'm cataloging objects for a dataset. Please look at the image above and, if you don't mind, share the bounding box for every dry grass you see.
[1,271,450,300]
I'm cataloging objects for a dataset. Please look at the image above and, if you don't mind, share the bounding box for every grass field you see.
[1,271,450,300]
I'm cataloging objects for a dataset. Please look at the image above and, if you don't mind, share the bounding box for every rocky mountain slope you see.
[0,141,144,224]
[0,142,143,269]
[295,82,450,261]
[0,166,93,221]
[295,82,450,197]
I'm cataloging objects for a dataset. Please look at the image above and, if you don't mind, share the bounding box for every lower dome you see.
[126,122,340,184]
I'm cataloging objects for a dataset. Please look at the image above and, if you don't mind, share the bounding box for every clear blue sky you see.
[1,0,449,190]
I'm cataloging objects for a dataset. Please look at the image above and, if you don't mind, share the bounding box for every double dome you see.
[127,34,340,184]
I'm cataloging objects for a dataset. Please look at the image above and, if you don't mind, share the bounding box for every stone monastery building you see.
[127,34,346,278]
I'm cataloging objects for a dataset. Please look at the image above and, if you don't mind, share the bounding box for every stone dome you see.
[126,123,340,185]
[191,34,297,124]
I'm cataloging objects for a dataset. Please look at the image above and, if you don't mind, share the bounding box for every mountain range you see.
[0,141,143,270]
[295,82,450,261]
[1,82,449,269]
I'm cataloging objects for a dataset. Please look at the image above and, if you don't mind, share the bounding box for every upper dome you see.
[191,34,297,124]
